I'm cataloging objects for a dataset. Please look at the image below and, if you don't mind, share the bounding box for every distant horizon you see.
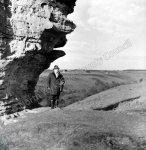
[47,68,146,71]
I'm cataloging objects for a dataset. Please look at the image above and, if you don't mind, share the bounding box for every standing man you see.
[47,65,65,109]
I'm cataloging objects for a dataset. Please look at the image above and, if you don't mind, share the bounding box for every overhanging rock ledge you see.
[0,0,77,114]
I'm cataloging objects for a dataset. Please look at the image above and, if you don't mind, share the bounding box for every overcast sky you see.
[51,0,146,70]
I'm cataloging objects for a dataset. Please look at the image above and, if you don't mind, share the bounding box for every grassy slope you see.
[1,71,146,150]
[1,108,146,150]
[66,80,146,112]
[36,70,146,107]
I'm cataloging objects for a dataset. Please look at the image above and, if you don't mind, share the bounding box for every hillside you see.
[36,70,146,107]
[1,108,146,150]
[0,71,146,150]
[66,81,146,112]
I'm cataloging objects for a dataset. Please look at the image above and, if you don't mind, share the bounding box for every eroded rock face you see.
[0,0,76,114]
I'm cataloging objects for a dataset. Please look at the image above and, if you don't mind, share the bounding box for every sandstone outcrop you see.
[0,0,76,114]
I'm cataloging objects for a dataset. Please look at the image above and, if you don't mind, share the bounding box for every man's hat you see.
[53,65,60,70]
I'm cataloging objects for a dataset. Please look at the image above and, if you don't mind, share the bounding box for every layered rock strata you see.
[0,0,76,114]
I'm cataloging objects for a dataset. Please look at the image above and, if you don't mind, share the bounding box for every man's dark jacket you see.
[47,72,65,95]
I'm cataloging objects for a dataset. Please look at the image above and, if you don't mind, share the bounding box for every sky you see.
[51,0,146,70]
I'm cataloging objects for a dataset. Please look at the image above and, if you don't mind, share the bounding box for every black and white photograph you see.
[0,0,146,149]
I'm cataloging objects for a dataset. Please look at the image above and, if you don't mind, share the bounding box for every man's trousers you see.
[50,95,60,109]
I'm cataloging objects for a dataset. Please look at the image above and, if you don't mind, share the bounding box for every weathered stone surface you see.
[0,0,76,114]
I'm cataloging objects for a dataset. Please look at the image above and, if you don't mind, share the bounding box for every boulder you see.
[0,0,76,114]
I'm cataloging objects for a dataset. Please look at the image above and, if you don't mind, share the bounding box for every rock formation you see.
[0,0,76,114]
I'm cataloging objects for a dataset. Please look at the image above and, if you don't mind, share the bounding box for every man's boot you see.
[51,100,54,109]
[55,99,58,108]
